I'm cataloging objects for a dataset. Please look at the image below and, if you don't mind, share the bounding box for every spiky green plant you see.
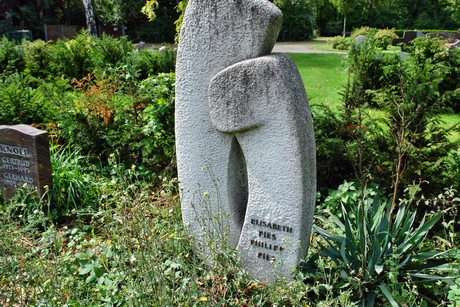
[314,183,456,305]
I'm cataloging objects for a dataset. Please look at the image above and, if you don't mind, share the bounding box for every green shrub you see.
[312,105,354,194]
[370,42,459,196]
[50,32,98,80]
[128,46,176,80]
[409,37,460,113]
[328,35,352,50]
[93,34,133,68]
[59,72,176,177]
[373,28,397,50]
[351,26,373,38]
[0,36,25,76]
[0,73,53,125]
[322,20,343,37]
[338,35,459,198]
[345,38,397,107]
[350,27,397,50]
[23,39,54,79]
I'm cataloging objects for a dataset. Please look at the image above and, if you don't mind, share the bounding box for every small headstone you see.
[136,41,146,51]
[354,35,367,47]
[175,0,316,284]
[0,125,52,201]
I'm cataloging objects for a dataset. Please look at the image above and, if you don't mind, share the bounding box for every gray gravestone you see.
[354,35,367,47]
[175,0,316,284]
[0,125,52,201]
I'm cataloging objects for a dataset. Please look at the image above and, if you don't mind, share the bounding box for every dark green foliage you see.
[128,46,176,80]
[344,32,399,108]
[0,37,25,76]
[373,29,397,50]
[93,34,134,67]
[408,38,460,113]
[274,0,316,41]
[368,39,460,196]
[316,0,458,38]
[312,105,354,194]
[51,33,99,80]
[320,35,459,198]
[126,15,176,43]
[59,72,176,174]
[0,73,53,126]
[0,33,177,180]
[23,39,55,79]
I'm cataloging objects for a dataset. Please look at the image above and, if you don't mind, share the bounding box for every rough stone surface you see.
[209,55,316,282]
[176,0,282,250]
[175,0,316,284]
[0,124,52,201]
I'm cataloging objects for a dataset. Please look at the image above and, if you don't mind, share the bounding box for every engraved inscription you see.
[249,218,293,262]
[0,144,30,157]
[0,147,35,190]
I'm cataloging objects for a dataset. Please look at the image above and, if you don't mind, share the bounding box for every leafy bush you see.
[351,26,373,38]
[0,36,25,76]
[312,105,354,194]
[350,27,397,50]
[373,28,397,49]
[0,73,54,125]
[23,39,54,79]
[92,34,133,68]
[50,32,98,80]
[337,35,459,198]
[128,46,176,80]
[409,37,460,113]
[370,44,459,196]
[59,72,176,176]
[328,35,352,50]
[345,37,395,107]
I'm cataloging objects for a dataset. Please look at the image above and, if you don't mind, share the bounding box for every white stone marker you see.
[175,0,316,284]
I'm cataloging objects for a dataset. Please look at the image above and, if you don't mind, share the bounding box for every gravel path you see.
[273,41,346,54]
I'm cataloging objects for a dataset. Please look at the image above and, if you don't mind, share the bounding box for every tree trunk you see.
[82,0,96,36]
[342,14,347,36]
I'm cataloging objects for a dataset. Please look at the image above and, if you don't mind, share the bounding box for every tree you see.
[329,0,357,35]
[141,0,159,20]
[141,0,186,42]
[82,0,96,35]
[447,0,460,24]
[274,0,316,41]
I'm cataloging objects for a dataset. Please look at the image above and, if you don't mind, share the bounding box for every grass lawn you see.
[289,53,347,108]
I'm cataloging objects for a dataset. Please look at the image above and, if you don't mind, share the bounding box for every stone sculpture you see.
[175,0,316,284]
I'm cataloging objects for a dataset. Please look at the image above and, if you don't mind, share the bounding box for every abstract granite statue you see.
[175,0,316,284]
